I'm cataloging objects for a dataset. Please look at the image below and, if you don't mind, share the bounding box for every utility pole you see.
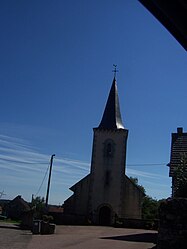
[0,190,6,199]
[45,154,55,207]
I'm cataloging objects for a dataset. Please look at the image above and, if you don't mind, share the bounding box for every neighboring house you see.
[6,195,31,220]
[63,76,145,225]
[47,205,64,224]
[0,199,10,217]
[0,206,2,215]
[168,127,187,197]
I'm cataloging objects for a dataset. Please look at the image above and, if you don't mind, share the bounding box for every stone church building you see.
[63,76,144,225]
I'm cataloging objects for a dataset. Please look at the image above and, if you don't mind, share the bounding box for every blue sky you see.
[0,0,187,204]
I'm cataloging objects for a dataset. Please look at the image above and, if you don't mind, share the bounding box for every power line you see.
[35,161,50,197]
[127,163,167,167]
[0,190,6,199]
[0,156,167,167]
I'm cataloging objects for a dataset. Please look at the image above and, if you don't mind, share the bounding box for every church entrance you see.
[99,206,111,226]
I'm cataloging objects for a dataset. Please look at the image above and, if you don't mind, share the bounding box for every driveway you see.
[0,223,157,249]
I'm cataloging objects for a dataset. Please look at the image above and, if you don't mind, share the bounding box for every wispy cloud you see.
[126,168,168,179]
[0,135,89,174]
[0,133,166,181]
[0,134,90,202]
[0,134,170,203]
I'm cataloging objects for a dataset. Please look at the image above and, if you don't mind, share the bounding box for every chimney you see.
[177,127,183,134]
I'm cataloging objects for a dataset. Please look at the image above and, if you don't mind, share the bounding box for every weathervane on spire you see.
[112,64,118,78]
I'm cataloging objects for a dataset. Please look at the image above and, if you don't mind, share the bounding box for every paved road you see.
[0,223,157,249]
[0,223,32,249]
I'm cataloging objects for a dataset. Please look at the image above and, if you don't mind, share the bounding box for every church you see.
[63,75,145,225]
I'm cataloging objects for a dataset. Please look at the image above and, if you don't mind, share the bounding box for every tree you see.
[142,196,159,220]
[31,196,45,219]
[129,177,166,221]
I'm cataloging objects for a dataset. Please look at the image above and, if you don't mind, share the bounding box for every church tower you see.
[63,74,144,225]
[88,77,128,224]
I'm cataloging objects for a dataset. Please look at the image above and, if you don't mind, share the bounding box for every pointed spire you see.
[98,77,124,129]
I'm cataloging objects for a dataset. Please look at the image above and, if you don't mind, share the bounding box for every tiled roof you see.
[169,128,187,176]
[9,195,31,211]
[48,205,64,213]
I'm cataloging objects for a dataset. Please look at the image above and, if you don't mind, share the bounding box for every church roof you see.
[70,174,90,192]
[98,77,124,130]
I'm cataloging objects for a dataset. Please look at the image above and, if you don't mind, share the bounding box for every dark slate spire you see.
[98,77,124,129]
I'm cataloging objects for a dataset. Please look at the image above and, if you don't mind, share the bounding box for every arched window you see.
[106,143,112,156]
[103,139,115,158]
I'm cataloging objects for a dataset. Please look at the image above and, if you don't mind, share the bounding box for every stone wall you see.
[158,198,187,249]
[116,218,158,229]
